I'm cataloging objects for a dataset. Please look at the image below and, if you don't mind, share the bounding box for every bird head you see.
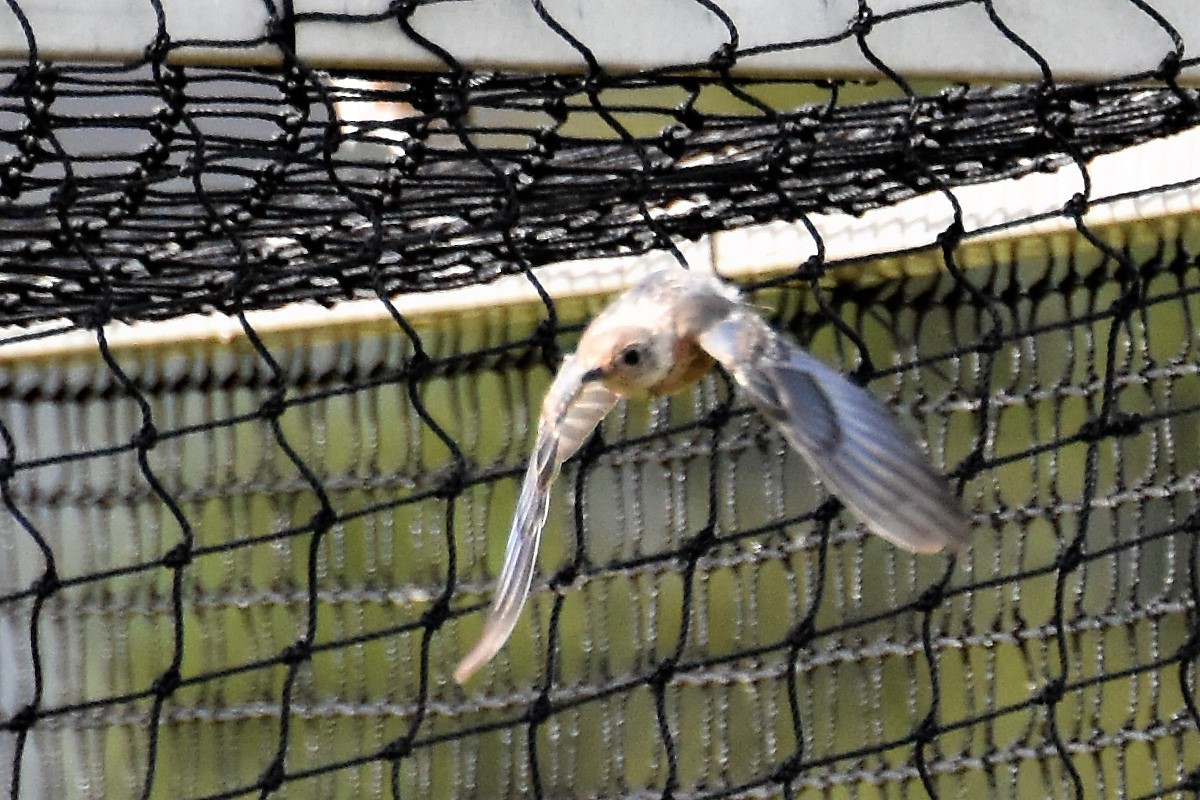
[574,324,676,399]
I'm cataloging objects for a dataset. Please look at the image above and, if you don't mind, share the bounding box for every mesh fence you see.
[1,1,1200,798]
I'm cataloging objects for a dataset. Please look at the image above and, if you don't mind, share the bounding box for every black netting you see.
[1,1,1200,799]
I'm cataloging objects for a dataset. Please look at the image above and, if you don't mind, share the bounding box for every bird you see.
[453,267,971,683]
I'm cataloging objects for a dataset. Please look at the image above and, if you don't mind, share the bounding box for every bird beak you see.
[580,366,606,384]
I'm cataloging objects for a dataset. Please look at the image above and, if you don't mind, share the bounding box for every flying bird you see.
[453,268,970,683]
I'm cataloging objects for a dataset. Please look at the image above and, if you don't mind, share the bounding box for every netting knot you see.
[1035,677,1065,706]
[702,402,732,431]
[0,456,14,482]
[392,139,426,175]
[675,105,705,132]
[1109,412,1142,438]
[786,619,815,650]
[622,168,649,201]
[649,658,677,691]
[975,327,1002,355]
[10,63,52,100]
[3,704,37,733]
[405,349,433,380]
[258,759,285,793]
[151,667,182,699]
[1061,192,1088,219]
[281,638,312,665]
[258,393,286,421]
[142,36,171,66]
[811,497,843,526]
[15,132,39,161]
[1056,542,1084,573]
[937,83,970,110]
[388,0,419,21]
[937,220,964,251]
[913,583,946,613]
[681,526,716,563]
[907,129,938,153]
[911,716,939,745]
[421,596,451,630]
[1175,632,1200,663]
[847,358,876,386]
[1076,412,1141,443]
[777,145,810,176]
[951,449,985,480]
[849,7,874,36]
[1109,280,1145,322]
[1,168,21,201]
[551,562,579,590]
[541,93,569,126]
[76,306,112,332]
[161,543,193,570]
[433,468,466,500]
[794,255,824,281]
[1041,106,1075,140]
[782,115,820,141]
[1156,50,1182,83]
[526,694,553,725]
[14,64,57,128]
[707,42,737,72]
[132,422,159,450]
[148,107,180,138]
[771,753,803,785]
[32,566,60,600]
[309,506,336,535]
[660,124,692,160]
[380,737,413,761]
[435,84,468,123]
[581,70,611,95]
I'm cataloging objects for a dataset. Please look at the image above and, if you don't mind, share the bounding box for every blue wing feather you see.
[699,313,970,554]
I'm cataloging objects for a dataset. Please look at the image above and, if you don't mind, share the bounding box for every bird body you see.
[453,267,970,683]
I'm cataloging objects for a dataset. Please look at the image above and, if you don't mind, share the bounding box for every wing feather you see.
[454,359,617,683]
[698,313,970,554]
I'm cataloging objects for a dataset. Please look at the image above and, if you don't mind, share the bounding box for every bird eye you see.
[620,347,643,367]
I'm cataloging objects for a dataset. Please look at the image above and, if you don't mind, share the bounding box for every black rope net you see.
[1,1,1200,798]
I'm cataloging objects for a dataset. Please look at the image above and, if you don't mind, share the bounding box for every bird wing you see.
[454,356,618,683]
[697,312,970,554]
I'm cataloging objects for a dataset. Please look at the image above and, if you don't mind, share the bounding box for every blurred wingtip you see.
[454,609,521,683]
[940,518,974,556]
[915,509,973,556]
[910,536,956,555]
[453,481,546,684]
[861,493,973,556]
[453,641,493,684]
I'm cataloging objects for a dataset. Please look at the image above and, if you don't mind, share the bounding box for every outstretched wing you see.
[698,312,970,554]
[454,357,618,683]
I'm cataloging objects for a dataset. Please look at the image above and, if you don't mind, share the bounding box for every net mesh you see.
[1,1,1200,799]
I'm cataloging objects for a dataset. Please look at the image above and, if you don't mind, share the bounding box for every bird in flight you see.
[453,267,971,683]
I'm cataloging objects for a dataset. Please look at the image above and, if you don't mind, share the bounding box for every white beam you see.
[1,0,1197,83]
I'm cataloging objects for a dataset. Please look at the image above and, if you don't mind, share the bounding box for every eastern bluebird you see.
[453,267,971,683]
